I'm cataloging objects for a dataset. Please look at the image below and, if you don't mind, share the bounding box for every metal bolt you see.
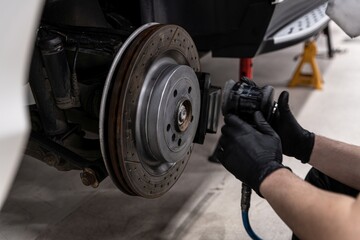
[80,168,99,188]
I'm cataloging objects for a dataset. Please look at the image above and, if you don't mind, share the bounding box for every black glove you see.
[273,91,315,163]
[217,112,290,195]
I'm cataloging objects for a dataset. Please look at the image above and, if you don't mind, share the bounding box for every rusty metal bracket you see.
[29,131,108,188]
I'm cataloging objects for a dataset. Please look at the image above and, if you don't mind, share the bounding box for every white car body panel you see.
[0,0,44,209]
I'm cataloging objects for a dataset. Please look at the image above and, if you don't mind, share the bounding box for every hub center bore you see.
[177,99,192,132]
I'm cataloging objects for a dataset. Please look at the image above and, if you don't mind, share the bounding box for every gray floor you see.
[1,23,359,240]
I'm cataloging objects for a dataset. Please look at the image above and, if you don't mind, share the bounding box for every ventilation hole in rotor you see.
[187,151,190,155]
[172,134,176,141]
[170,174,173,177]
[167,124,171,132]
[173,90,178,97]
[154,184,157,188]
[188,87,192,93]
[183,38,186,42]
[150,191,153,194]
[178,138,182,146]
[177,32,180,36]
[176,168,179,172]
[138,178,141,181]
[167,182,170,186]
[174,176,177,180]
[182,160,185,164]
[161,185,163,188]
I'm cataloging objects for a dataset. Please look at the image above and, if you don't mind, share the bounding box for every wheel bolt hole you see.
[188,87,192,93]
[173,90,178,97]
[172,134,176,142]
[178,138,182,146]
[167,124,171,132]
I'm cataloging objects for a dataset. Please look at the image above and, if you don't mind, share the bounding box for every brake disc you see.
[100,23,201,198]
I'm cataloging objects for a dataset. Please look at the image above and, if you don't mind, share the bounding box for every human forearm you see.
[309,135,360,190]
[260,169,360,240]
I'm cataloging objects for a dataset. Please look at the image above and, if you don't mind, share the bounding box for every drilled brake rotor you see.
[100,23,201,198]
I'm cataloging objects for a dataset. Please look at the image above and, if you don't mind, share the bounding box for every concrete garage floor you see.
[1,23,360,239]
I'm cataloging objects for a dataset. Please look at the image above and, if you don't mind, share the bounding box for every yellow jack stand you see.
[288,41,323,89]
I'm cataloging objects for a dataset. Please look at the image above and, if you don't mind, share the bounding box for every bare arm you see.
[309,135,360,190]
[260,169,360,240]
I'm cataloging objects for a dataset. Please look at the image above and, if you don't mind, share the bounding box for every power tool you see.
[222,77,278,125]
[220,77,279,240]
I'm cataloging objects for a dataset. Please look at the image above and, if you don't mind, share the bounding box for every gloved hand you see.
[273,91,315,163]
[217,112,290,195]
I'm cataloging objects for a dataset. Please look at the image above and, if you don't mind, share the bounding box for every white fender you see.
[0,0,45,208]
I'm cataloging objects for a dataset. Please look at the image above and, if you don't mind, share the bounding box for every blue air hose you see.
[241,183,263,240]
